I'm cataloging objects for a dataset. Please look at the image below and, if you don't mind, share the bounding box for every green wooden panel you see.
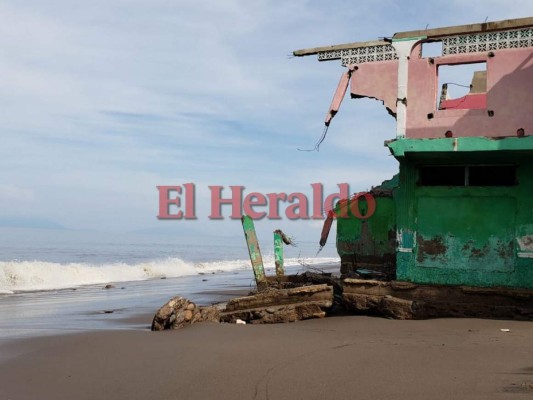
[241,215,266,287]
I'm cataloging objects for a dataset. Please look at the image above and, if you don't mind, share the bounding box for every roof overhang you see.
[293,17,533,57]
[386,136,533,158]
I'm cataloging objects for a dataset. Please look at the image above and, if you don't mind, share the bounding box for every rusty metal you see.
[319,210,334,247]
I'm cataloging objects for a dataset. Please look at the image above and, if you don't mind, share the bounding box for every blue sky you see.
[1,0,532,241]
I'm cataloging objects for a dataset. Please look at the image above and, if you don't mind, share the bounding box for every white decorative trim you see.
[442,28,533,55]
[517,252,533,259]
[318,44,398,66]
[398,248,413,253]
[392,40,417,138]
[315,28,533,65]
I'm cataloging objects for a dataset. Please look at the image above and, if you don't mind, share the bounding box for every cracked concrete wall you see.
[406,44,533,138]
[348,60,398,117]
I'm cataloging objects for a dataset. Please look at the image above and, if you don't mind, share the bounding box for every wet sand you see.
[0,273,252,340]
[1,316,533,399]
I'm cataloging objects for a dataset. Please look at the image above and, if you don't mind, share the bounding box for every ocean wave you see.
[0,256,339,292]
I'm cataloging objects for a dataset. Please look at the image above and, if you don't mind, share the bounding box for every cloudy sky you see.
[1,0,531,240]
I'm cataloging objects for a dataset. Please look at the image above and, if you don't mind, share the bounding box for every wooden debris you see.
[273,229,290,277]
[241,216,267,290]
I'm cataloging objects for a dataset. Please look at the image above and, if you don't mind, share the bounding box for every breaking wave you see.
[0,256,339,293]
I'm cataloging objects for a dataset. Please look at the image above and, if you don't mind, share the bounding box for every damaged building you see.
[153,18,533,328]
[295,17,533,291]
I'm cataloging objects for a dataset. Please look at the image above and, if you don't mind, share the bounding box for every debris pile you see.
[151,217,533,331]
[151,296,220,331]
[221,284,333,324]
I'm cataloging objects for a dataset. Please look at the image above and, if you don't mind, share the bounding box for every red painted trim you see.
[440,93,487,110]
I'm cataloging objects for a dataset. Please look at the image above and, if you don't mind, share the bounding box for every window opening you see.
[421,41,443,58]
[437,62,487,110]
[418,165,517,186]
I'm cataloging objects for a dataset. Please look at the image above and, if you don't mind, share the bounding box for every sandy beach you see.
[1,315,533,399]
[2,1,532,399]
[1,266,533,399]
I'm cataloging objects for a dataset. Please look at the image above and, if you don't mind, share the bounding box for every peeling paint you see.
[416,235,446,262]
[517,235,533,252]
[336,176,397,277]
[462,241,490,258]
[297,18,533,289]
[397,229,415,250]
[416,234,515,272]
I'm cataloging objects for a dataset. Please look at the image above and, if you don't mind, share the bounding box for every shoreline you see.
[1,316,533,399]
[0,270,254,341]
[0,262,340,341]
[3,261,533,399]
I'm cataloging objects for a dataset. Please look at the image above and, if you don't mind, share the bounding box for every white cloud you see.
[0,184,34,203]
[0,0,529,237]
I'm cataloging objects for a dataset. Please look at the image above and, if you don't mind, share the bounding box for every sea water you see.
[0,227,340,339]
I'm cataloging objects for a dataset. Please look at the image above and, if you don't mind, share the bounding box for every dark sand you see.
[1,316,533,399]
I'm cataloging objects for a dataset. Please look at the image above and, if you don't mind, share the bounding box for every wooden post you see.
[241,215,267,290]
[274,230,285,277]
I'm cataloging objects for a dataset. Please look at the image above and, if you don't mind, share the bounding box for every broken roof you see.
[293,16,533,57]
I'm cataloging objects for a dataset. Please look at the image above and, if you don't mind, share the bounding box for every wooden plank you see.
[241,215,267,290]
[273,230,285,277]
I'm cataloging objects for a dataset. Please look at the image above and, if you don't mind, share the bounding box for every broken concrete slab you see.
[151,296,220,331]
[342,292,415,320]
[221,303,327,324]
[343,279,533,320]
[225,284,333,311]
[152,284,334,329]
[152,276,533,329]
[221,284,333,324]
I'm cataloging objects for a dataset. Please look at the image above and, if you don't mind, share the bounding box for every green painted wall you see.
[335,176,398,277]
[391,139,533,289]
[335,137,533,288]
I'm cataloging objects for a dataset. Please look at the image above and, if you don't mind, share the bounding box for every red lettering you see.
[285,193,309,220]
[243,192,268,219]
[311,183,323,219]
[183,183,197,219]
[350,192,376,219]
[157,186,183,219]
[209,186,243,219]
[266,193,287,219]
[324,184,350,218]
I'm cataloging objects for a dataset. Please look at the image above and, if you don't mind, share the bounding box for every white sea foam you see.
[0,256,339,292]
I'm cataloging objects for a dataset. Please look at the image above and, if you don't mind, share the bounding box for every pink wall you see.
[349,61,398,117]
[406,45,533,138]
